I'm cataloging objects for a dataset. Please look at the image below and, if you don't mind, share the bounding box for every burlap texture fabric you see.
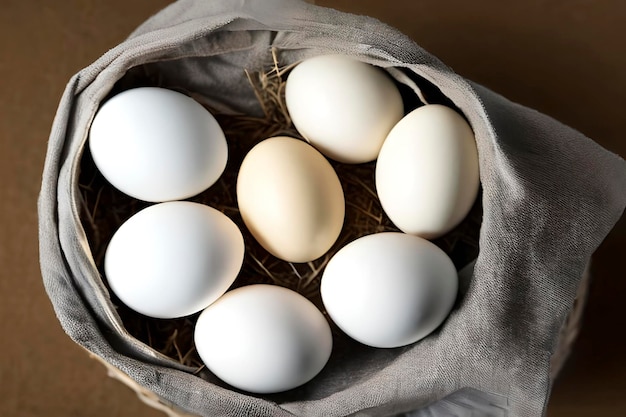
[38,0,626,415]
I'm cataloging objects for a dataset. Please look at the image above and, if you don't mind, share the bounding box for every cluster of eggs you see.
[88,55,479,394]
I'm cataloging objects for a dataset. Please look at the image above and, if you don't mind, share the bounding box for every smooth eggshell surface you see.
[194,284,333,394]
[89,87,227,202]
[285,55,404,164]
[321,232,458,348]
[236,136,345,263]
[104,201,244,319]
[376,104,480,239]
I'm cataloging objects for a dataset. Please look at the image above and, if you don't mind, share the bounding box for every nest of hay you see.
[78,50,482,371]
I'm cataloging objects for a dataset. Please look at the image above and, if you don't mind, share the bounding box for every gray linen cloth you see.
[38,0,626,416]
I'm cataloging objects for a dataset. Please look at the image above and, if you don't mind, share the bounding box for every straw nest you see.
[78,51,482,370]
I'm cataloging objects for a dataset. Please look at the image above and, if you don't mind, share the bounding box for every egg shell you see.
[104,201,244,319]
[194,284,333,394]
[320,232,458,348]
[236,136,345,263]
[285,54,404,164]
[89,87,228,202]
[375,104,480,239]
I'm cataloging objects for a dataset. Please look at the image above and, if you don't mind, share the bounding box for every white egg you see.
[321,232,457,348]
[104,201,244,319]
[285,55,404,164]
[89,87,228,202]
[376,104,480,239]
[236,136,345,263]
[194,284,332,394]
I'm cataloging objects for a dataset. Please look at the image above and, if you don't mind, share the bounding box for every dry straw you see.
[78,50,584,413]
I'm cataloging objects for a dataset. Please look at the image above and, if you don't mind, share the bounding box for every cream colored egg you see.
[236,137,345,262]
[285,54,404,164]
[376,104,480,239]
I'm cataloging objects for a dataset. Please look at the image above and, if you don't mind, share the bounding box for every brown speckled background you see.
[1,1,623,416]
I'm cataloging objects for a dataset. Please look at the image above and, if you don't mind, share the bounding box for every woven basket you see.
[40,1,626,416]
[77,51,486,398]
[76,35,593,417]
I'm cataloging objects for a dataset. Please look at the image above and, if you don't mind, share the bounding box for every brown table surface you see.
[2,1,624,416]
